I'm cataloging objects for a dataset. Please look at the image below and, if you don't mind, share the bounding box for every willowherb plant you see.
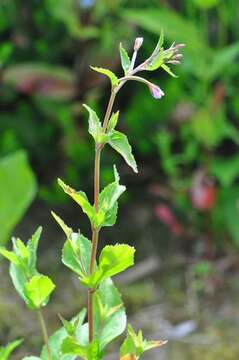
[0,32,184,360]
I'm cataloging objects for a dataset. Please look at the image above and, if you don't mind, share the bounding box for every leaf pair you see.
[84,105,138,173]
[120,324,167,360]
[58,166,127,229]
[0,227,55,310]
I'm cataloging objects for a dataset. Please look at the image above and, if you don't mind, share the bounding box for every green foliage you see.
[119,44,131,75]
[120,324,167,359]
[0,339,23,360]
[82,244,135,287]
[108,131,138,173]
[0,151,37,245]
[90,66,119,87]
[0,227,55,309]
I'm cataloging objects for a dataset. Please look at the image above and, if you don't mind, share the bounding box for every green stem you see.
[37,309,51,360]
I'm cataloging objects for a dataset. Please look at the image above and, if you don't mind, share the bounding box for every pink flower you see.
[149,84,165,99]
[134,37,144,51]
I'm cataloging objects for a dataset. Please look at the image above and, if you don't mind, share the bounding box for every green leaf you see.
[94,278,127,350]
[62,233,92,279]
[51,212,73,238]
[24,275,55,309]
[59,308,86,336]
[58,179,95,224]
[83,104,103,142]
[97,166,126,227]
[0,150,37,245]
[210,155,239,187]
[107,111,119,132]
[119,44,131,75]
[108,130,138,173]
[0,248,19,265]
[41,310,85,360]
[90,66,119,87]
[145,35,164,71]
[0,339,23,360]
[83,244,135,287]
[161,63,177,78]
[27,227,42,274]
[120,324,167,359]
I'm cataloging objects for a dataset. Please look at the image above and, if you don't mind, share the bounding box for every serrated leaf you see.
[90,66,119,87]
[83,104,103,142]
[161,63,177,77]
[58,179,95,224]
[119,44,131,75]
[108,130,138,173]
[24,275,55,309]
[83,244,135,287]
[62,233,92,279]
[51,211,73,238]
[107,111,119,132]
[0,339,23,360]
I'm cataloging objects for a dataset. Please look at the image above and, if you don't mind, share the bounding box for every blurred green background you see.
[1,1,239,359]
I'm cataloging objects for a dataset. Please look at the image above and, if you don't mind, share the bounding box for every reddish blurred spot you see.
[191,169,216,211]
[155,204,183,236]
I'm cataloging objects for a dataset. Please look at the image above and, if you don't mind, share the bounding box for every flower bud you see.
[134,37,144,51]
[149,83,165,99]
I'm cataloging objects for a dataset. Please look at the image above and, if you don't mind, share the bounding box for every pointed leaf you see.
[27,226,42,274]
[119,44,131,75]
[107,111,119,132]
[24,275,55,309]
[0,339,23,360]
[161,63,177,77]
[51,211,73,238]
[83,104,103,142]
[58,179,95,223]
[90,66,119,87]
[0,248,19,265]
[108,130,138,173]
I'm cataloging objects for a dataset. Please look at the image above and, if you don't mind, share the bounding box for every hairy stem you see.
[88,85,119,342]
[37,309,51,360]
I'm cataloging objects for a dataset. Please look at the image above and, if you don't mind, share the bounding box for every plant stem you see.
[37,309,51,360]
[88,85,119,342]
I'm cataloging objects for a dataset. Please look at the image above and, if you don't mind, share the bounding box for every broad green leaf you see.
[82,244,135,287]
[51,212,73,238]
[0,150,37,245]
[107,111,119,132]
[58,179,95,223]
[62,233,92,279]
[144,34,164,71]
[83,104,102,142]
[24,275,55,309]
[119,44,131,75]
[90,66,119,87]
[61,337,87,358]
[120,324,167,359]
[108,130,138,173]
[94,278,127,350]
[0,339,23,360]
